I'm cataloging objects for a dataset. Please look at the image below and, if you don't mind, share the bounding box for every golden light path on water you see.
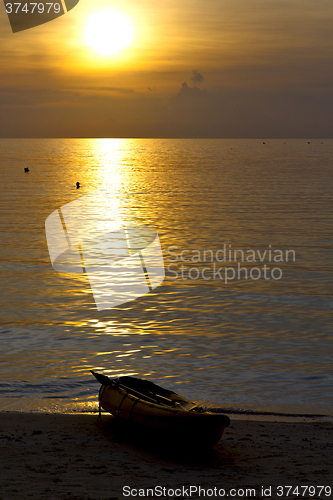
[58,139,165,315]
[43,138,174,400]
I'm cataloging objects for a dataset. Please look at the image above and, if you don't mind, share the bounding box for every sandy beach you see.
[0,412,332,500]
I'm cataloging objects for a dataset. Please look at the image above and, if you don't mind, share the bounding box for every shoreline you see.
[1,411,332,500]
[2,407,332,422]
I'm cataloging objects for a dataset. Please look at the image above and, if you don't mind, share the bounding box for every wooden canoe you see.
[91,371,230,447]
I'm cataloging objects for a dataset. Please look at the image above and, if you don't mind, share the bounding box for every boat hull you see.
[95,375,230,447]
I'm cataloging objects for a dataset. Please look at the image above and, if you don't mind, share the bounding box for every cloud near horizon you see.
[1,79,333,138]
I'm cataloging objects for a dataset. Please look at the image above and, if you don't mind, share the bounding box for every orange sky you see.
[1,0,333,137]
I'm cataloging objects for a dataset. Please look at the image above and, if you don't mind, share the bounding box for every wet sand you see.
[0,412,332,500]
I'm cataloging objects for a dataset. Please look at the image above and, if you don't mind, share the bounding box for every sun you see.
[85,10,132,56]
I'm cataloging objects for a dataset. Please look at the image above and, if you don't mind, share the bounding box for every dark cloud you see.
[177,82,209,100]
[191,70,204,84]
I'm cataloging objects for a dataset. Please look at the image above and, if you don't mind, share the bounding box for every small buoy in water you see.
[24,167,29,172]
[263,142,265,144]
[76,181,80,189]
[308,142,310,144]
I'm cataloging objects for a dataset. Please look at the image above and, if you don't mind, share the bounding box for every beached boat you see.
[91,371,230,447]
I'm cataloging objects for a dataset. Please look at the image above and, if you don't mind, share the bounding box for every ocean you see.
[0,138,332,415]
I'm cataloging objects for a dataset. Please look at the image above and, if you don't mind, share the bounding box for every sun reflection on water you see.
[94,138,125,191]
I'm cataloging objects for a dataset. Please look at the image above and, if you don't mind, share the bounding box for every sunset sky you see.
[1,0,333,137]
